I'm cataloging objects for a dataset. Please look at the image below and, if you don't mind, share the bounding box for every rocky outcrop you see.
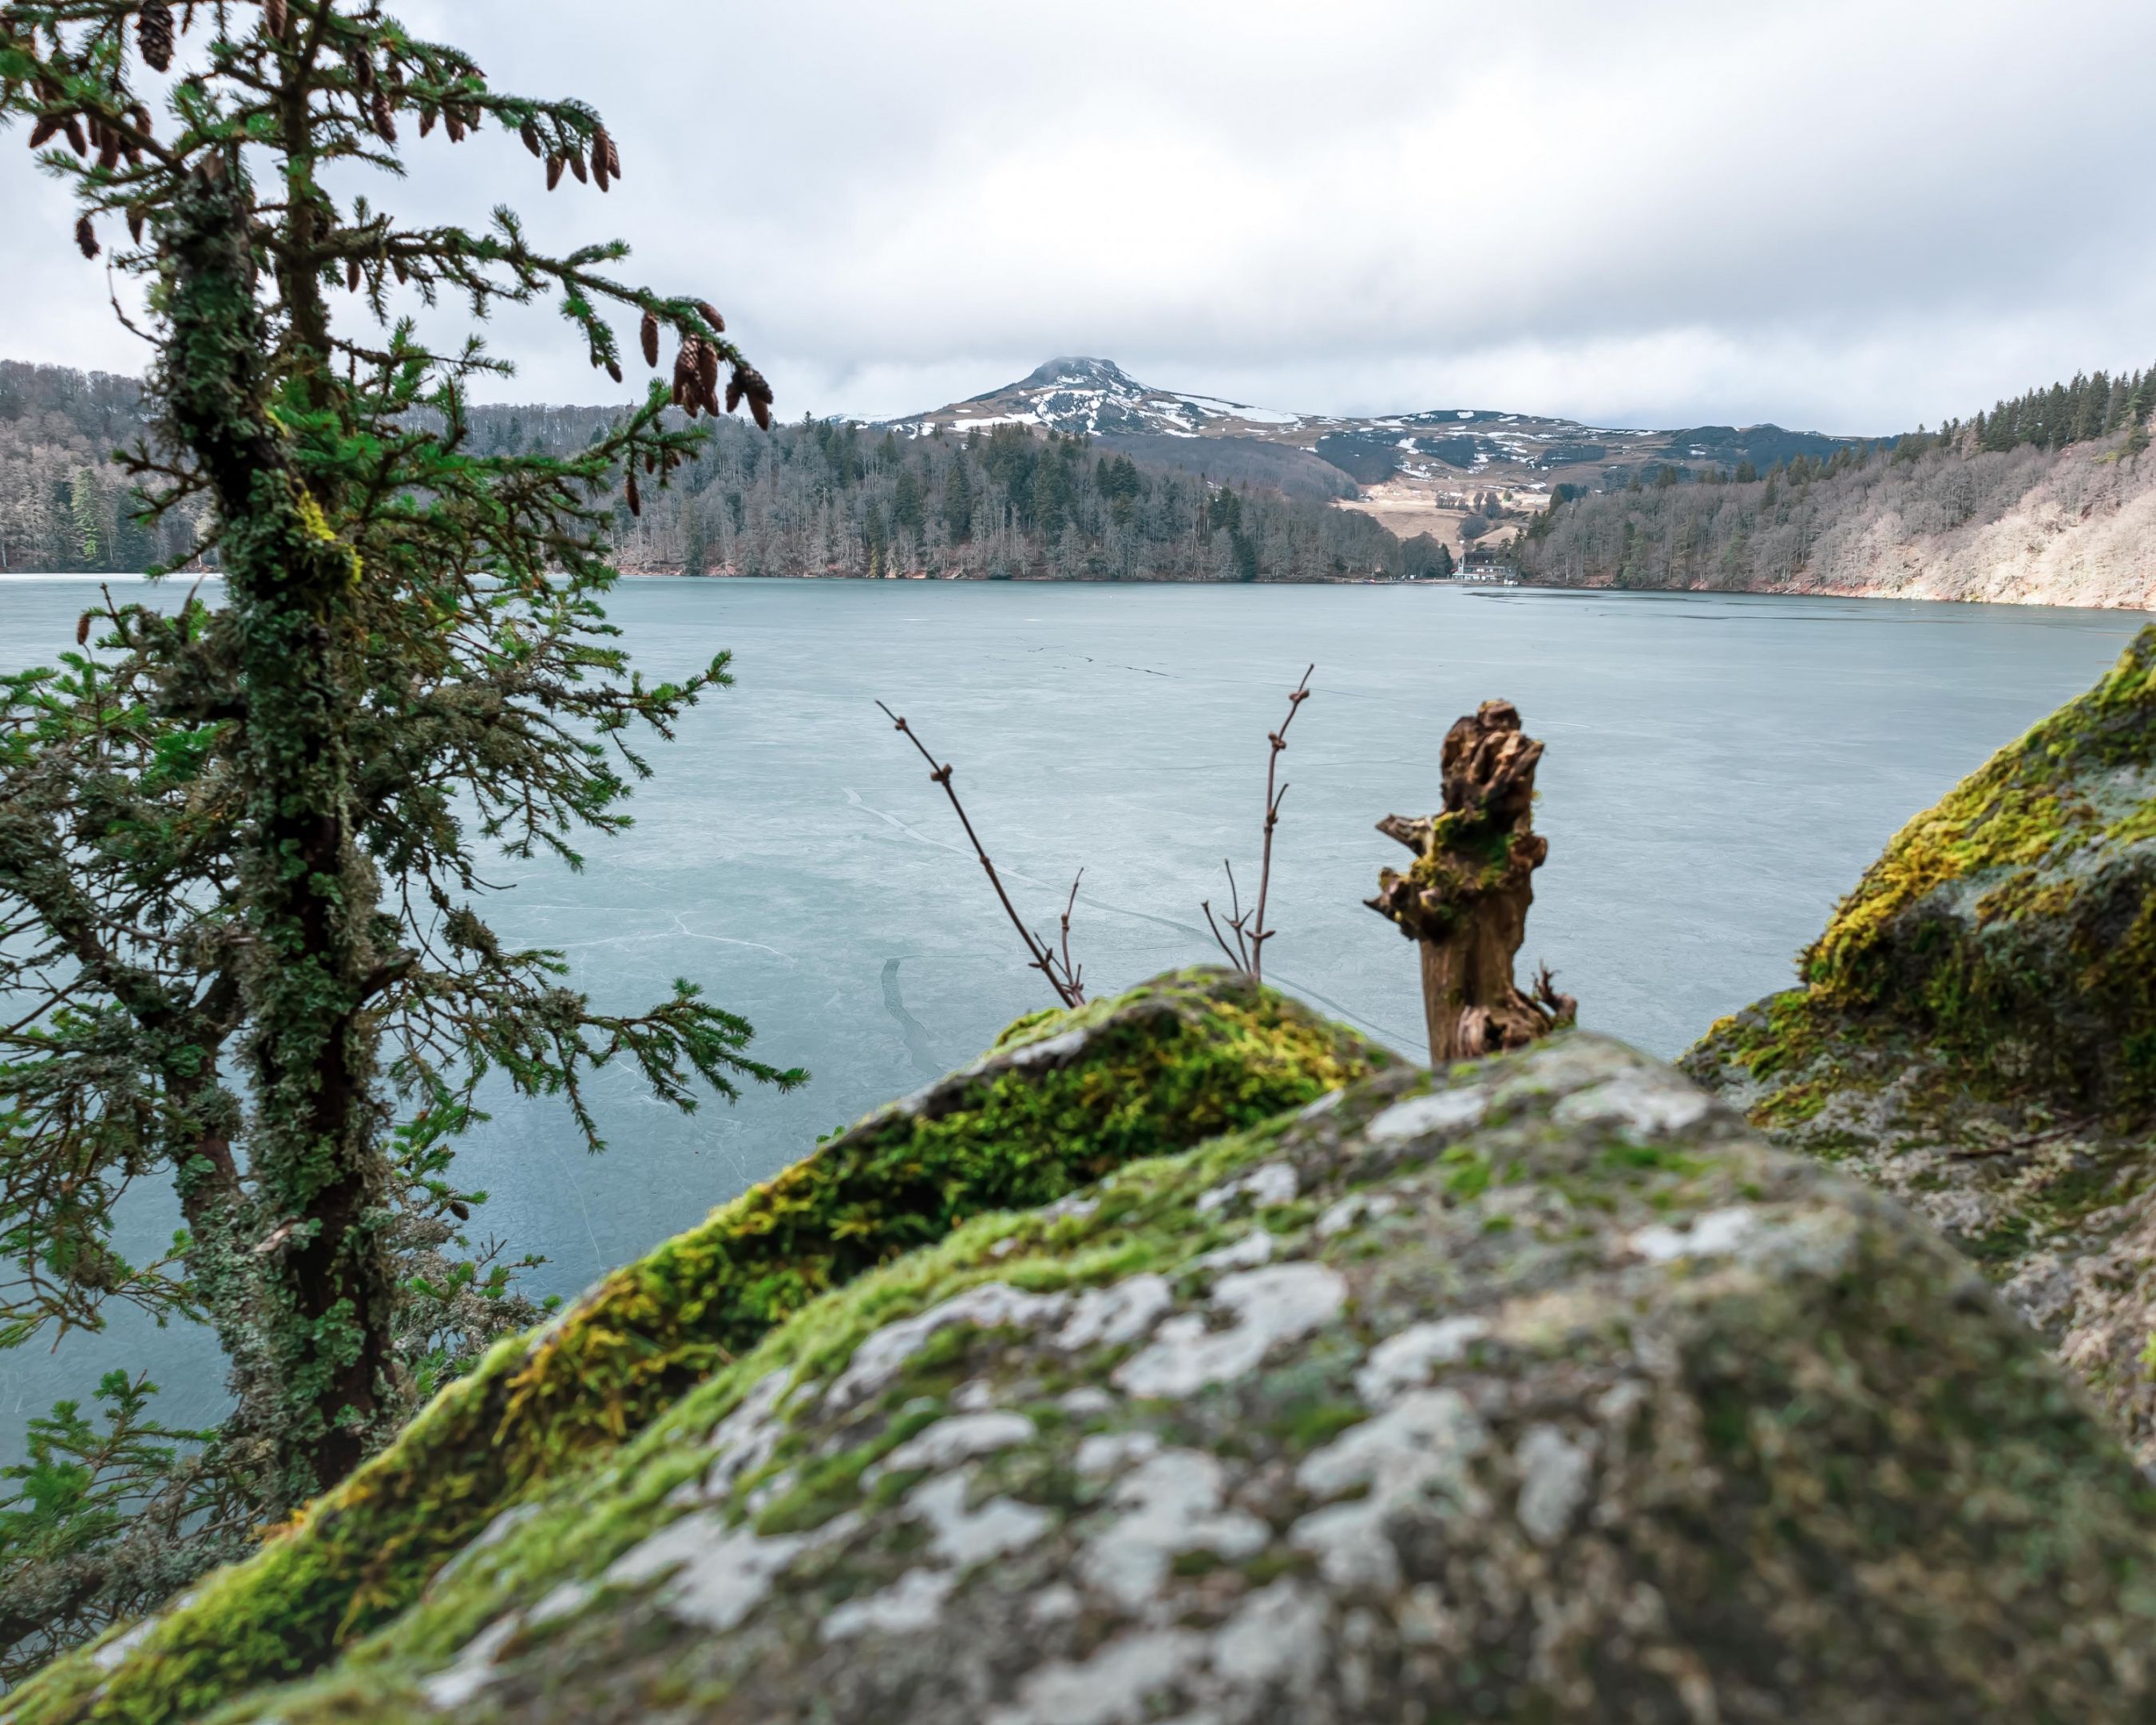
[5,972,1378,1725]
[1687,625,2156,1461]
[1526,431,2156,609]
[46,1028,2156,1722]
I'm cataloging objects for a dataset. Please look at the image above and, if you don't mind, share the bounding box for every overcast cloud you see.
[4,0,2153,433]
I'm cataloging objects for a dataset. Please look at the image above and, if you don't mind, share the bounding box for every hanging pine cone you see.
[350,50,375,89]
[605,358,622,384]
[75,215,97,258]
[128,208,145,244]
[444,109,465,144]
[28,116,61,149]
[672,339,700,415]
[391,253,408,284]
[76,612,92,645]
[371,86,395,142]
[566,149,587,184]
[419,105,436,137]
[591,128,610,191]
[603,130,621,179]
[696,300,725,334]
[643,450,656,474]
[640,310,659,369]
[519,120,541,157]
[63,116,86,156]
[264,0,287,40]
[545,153,563,191]
[696,338,720,408]
[347,256,361,291]
[625,471,640,516]
[731,364,775,430]
[138,1,175,71]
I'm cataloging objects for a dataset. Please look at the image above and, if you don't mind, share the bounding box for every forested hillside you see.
[0,359,1423,581]
[1520,366,2156,607]
[473,407,1425,581]
[0,361,207,571]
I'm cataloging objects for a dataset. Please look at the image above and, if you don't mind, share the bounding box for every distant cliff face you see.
[1689,625,2156,1458]
[1525,428,2156,609]
[33,993,2156,1720]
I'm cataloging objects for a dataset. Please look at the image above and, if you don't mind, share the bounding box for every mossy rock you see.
[7,970,1380,1725]
[1798,621,2156,1104]
[1686,626,2156,1462]
[80,1035,2156,1722]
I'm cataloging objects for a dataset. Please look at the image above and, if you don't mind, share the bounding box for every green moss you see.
[10,969,1381,1725]
[1694,628,2156,1125]
[1799,629,2156,1085]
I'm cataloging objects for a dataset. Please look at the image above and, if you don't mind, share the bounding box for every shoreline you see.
[6,569,2147,615]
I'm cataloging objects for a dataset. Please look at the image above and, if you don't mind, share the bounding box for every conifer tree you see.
[0,0,795,1662]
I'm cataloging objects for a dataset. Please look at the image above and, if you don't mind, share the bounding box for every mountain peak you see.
[1021,355,1135,388]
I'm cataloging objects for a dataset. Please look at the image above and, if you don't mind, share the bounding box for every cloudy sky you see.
[5,0,2154,433]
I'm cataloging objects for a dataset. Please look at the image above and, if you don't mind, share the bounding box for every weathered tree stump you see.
[1367,699,1577,1065]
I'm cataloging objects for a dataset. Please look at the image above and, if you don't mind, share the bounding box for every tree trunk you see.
[161,162,395,1501]
[1369,700,1576,1065]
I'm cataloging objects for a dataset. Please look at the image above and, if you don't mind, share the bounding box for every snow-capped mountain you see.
[888,355,1312,442]
[883,357,1865,494]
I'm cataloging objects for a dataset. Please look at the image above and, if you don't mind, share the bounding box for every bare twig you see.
[877,701,1085,1008]
[1204,666,1313,984]
[1058,869,1085,1000]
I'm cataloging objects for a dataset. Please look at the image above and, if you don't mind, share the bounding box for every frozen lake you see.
[0,574,2143,1434]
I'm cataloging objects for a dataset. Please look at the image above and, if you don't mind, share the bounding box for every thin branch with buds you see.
[876,701,1086,1009]
[1203,664,1314,985]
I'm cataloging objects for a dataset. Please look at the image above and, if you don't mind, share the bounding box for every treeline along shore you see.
[7,353,2152,603]
[0,359,1442,583]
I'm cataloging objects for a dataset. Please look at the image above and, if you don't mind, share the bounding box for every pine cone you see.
[545,153,563,190]
[604,132,621,178]
[567,149,587,184]
[264,0,286,40]
[673,339,700,415]
[591,125,613,188]
[76,612,92,646]
[732,364,775,431]
[28,116,61,149]
[371,87,396,142]
[519,120,542,157]
[696,299,724,334]
[347,256,361,291]
[625,470,640,516]
[419,105,436,137]
[696,338,719,404]
[138,1,175,71]
[640,310,659,368]
[444,109,466,143]
[605,358,622,384]
[391,253,408,284]
[351,50,375,89]
[63,116,86,155]
[128,208,145,244]
[75,215,97,258]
